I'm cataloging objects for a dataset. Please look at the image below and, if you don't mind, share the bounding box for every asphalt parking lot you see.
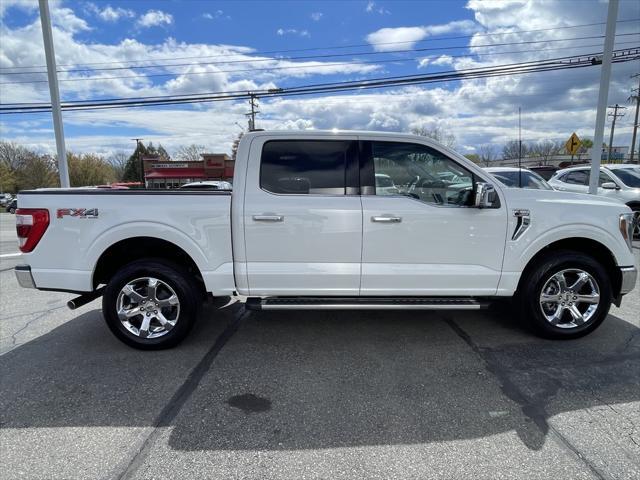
[0,211,638,480]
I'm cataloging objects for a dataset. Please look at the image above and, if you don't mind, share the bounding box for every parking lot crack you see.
[112,307,249,480]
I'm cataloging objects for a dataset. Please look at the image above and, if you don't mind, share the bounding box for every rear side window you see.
[260,140,353,195]
[564,170,589,185]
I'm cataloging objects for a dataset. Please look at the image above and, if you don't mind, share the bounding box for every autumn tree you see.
[478,145,498,166]
[531,140,562,165]
[176,144,206,162]
[108,151,129,181]
[411,125,456,149]
[502,140,530,160]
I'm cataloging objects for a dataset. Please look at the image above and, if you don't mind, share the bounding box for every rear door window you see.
[260,140,355,195]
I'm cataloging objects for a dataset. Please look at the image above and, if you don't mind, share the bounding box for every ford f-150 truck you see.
[14,131,638,349]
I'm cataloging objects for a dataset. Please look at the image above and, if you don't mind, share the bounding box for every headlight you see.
[619,213,634,252]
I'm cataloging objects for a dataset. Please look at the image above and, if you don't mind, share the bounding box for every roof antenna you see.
[518,106,523,188]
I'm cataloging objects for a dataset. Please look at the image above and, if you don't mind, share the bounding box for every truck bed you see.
[17,189,234,295]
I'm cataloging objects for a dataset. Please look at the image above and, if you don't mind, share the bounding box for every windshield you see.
[490,170,552,190]
[609,168,640,188]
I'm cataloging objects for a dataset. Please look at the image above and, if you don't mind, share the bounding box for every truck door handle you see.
[371,215,402,223]
[253,215,284,222]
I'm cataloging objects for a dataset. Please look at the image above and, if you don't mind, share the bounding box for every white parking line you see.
[0,253,21,258]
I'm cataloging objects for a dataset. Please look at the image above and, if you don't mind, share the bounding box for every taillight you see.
[16,208,49,253]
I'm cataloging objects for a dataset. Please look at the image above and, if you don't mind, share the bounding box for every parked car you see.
[549,164,640,237]
[180,180,232,190]
[6,198,17,214]
[13,130,637,349]
[484,167,553,190]
[0,193,13,207]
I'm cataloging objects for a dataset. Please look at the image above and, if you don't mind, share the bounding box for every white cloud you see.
[432,55,454,66]
[366,20,479,51]
[137,10,173,28]
[310,12,323,21]
[365,1,390,15]
[276,28,309,37]
[202,10,226,20]
[87,4,135,22]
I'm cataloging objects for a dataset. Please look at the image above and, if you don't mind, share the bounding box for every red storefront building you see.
[143,153,234,188]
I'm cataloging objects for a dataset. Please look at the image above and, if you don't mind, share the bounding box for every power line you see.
[2,49,637,115]
[2,32,638,79]
[2,18,638,72]
[3,40,638,86]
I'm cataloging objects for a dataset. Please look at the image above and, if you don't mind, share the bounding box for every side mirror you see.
[601,182,619,190]
[474,182,496,208]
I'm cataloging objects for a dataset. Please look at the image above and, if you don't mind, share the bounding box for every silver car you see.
[549,164,640,237]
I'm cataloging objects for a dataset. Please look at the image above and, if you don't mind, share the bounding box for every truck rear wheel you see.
[517,250,612,339]
[102,258,200,349]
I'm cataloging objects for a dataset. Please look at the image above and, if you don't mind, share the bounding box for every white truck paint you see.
[14,130,638,348]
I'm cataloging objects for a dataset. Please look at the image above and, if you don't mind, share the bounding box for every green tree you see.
[157,144,171,161]
[17,154,58,190]
[0,163,16,192]
[0,141,30,192]
[463,153,480,164]
[122,142,149,183]
[67,153,116,187]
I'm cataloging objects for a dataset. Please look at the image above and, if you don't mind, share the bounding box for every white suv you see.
[549,164,640,237]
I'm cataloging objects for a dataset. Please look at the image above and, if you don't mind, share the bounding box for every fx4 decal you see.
[56,208,99,219]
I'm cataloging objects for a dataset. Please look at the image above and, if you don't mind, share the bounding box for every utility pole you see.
[629,73,639,163]
[607,104,626,162]
[246,93,259,131]
[589,0,618,194]
[132,138,144,187]
[38,0,70,188]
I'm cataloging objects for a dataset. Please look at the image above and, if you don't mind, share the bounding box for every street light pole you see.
[38,0,70,188]
[588,0,618,194]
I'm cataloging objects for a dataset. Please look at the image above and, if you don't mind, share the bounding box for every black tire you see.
[517,250,612,339]
[102,258,201,349]
[9,207,16,214]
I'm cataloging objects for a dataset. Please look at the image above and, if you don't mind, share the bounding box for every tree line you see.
[0,140,212,193]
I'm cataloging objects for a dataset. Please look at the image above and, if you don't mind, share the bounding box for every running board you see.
[245,297,489,311]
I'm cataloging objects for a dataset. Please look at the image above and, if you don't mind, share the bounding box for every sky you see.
[0,0,639,158]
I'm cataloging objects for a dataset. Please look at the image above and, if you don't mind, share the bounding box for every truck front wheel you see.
[102,258,200,349]
[518,250,612,339]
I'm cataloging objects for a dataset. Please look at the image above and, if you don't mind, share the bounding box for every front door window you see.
[370,142,475,206]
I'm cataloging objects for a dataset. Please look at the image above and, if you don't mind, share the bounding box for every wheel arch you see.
[516,237,621,298]
[92,236,205,294]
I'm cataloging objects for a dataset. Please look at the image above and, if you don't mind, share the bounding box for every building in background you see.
[143,153,234,188]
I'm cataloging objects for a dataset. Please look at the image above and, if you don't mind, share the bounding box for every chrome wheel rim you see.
[116,277,180,339]
[539,269,600,329]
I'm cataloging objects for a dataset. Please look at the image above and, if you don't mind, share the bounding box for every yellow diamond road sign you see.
[565,132,581,155]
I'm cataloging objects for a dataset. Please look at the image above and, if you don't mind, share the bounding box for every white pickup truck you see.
[14,131,637,349]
